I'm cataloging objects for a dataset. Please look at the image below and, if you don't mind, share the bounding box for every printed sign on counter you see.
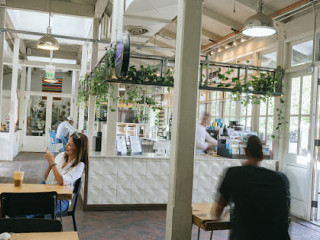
[129,135,142,155]
[116,135,127,155]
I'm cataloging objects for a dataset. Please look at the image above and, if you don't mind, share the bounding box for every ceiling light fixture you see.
[242,0,276,37]
[37,0,59,51]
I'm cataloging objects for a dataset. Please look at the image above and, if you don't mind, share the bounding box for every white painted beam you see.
[4,60,80,71]
[124,14,172,23]
[203,7,242,30]
[95,0,110,18]
[6,0,95,17]
[202,28,222,40]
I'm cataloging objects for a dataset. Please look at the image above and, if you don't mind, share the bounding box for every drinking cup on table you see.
[14,171,24,187]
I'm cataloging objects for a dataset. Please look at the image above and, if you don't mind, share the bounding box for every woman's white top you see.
[195,124,218,154]
[46,152,84,194]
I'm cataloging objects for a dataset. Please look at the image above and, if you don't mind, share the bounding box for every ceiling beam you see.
[201,28,222,41]
[203,7,242,30]
[235,0,277,15]
[4,60,80,70]
[95,0,111,18]
[147,39,175,49]
[124,14,172,24]
[5,0,95,17]
[158,29,176,40]
[28,48,78,60]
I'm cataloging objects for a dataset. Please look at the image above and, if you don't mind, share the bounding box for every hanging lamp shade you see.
[37,26,59,51]
[242,0,276,37]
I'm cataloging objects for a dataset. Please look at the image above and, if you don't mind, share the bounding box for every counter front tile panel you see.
[87,155,278,205]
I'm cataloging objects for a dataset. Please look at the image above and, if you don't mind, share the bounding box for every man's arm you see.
[205,132,218,146]
[211,194,228,219]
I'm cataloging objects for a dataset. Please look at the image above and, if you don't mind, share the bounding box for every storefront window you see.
[51,98,71,132]
[223,92,236,125]
[258,98,274,149]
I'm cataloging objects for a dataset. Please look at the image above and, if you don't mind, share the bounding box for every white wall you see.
[2,68,73,93]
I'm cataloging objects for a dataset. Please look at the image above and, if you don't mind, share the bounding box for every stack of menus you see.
[116,135,127,155]
[129,135,142,155]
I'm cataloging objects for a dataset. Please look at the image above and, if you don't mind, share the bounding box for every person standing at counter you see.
[56,116,78,151]
[212,135,290,240]
[195,113,217,154]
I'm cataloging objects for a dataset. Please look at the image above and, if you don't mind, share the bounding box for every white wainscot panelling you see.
[197,160,212,177]
[197,175,211,193]
[117,172,132,190]
[158,189,168,203]
[211,161,224,190]
[224,160,241,169]
[116,189,131,204]
[260,160,276,171]
[197,188,210,203]
[131,175,146,192]
[132,159,147,175]
[90,160,103,176]
[102,174,117,189]
[145,189,158,203]
[145,174,159,190]
[146,159,160,176]
[158,174,169,191]
[103,158,118,175]
[118,158,132,175]
[192,189,199,203]
[101,187,117,204]
[159,160,170,176]
[130,188,145,204]
[88,174,103,192]
[87,189,102,204]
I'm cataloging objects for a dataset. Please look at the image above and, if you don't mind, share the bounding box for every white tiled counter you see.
[86,153,278,208]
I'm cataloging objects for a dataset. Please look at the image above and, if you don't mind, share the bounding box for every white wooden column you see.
[23,67,32,137]
[103,0,124,156]
[165,0,203,239]
[18,67,27,130]
[0,6,5,123]
[9,38,20,143]
[87,17,99,147]
[71,70,79,126]
[78,44,88,131]
[274,23,286,162]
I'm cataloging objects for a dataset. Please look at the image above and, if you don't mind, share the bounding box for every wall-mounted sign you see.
[45,64,56,80]
[115,32,130,78]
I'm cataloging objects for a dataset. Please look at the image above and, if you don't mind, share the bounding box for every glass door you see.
[282,71,314,220]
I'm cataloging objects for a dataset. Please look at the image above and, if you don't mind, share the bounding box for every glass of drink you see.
[14,171,24,187]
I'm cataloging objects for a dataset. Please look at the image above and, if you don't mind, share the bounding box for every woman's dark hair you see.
[64,132,89,168]
[246,135,263,159]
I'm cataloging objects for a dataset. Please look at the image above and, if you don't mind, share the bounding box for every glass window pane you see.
[200,91,207,101]
[299,117,310,156]
[246,117,251,131]
[225,101,230,116]
[231,101,236,116]
[268,98,274,115]
[51,98,71,131]
[259,117,266,140]
[199,104,206,119]
[290,77,301,115]
[247,103,252,116]
[291,40,313,67]
[240,117,246,127]
[260,101,267,116]
[261,51,277,68]
[301,75,312,115]
[26,96,47,136]
[240,105,246,116]
[289,117,299,154]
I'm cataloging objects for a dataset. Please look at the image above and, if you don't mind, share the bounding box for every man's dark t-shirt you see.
[218,165,290,240]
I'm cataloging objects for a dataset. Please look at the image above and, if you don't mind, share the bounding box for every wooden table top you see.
[9,231,78,240]
[192,203,231,231]
[0,183,72,200]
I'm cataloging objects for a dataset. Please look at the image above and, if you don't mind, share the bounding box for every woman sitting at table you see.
[44,132,89,214]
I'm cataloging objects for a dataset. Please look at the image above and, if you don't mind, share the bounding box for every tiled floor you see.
[1,152,320,239]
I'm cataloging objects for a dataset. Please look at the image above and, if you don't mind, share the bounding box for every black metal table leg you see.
[210,231,213,240]
[197,227,200,240]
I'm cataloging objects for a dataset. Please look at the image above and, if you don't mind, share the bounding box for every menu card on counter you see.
[129,135,142,155]
[116,135,127,155]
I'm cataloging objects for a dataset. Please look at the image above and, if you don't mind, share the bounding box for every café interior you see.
[1,0,320,239]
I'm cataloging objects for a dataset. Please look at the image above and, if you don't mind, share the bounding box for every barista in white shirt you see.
[195,113,218,154]
[56,116,77,151]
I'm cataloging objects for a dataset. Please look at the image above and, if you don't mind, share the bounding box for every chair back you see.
[0,218,62,233]
[70,178,82,213]
[0,191,57,219]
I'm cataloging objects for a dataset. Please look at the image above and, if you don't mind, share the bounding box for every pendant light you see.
[37,0,59,50]
[242,0,276,37]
